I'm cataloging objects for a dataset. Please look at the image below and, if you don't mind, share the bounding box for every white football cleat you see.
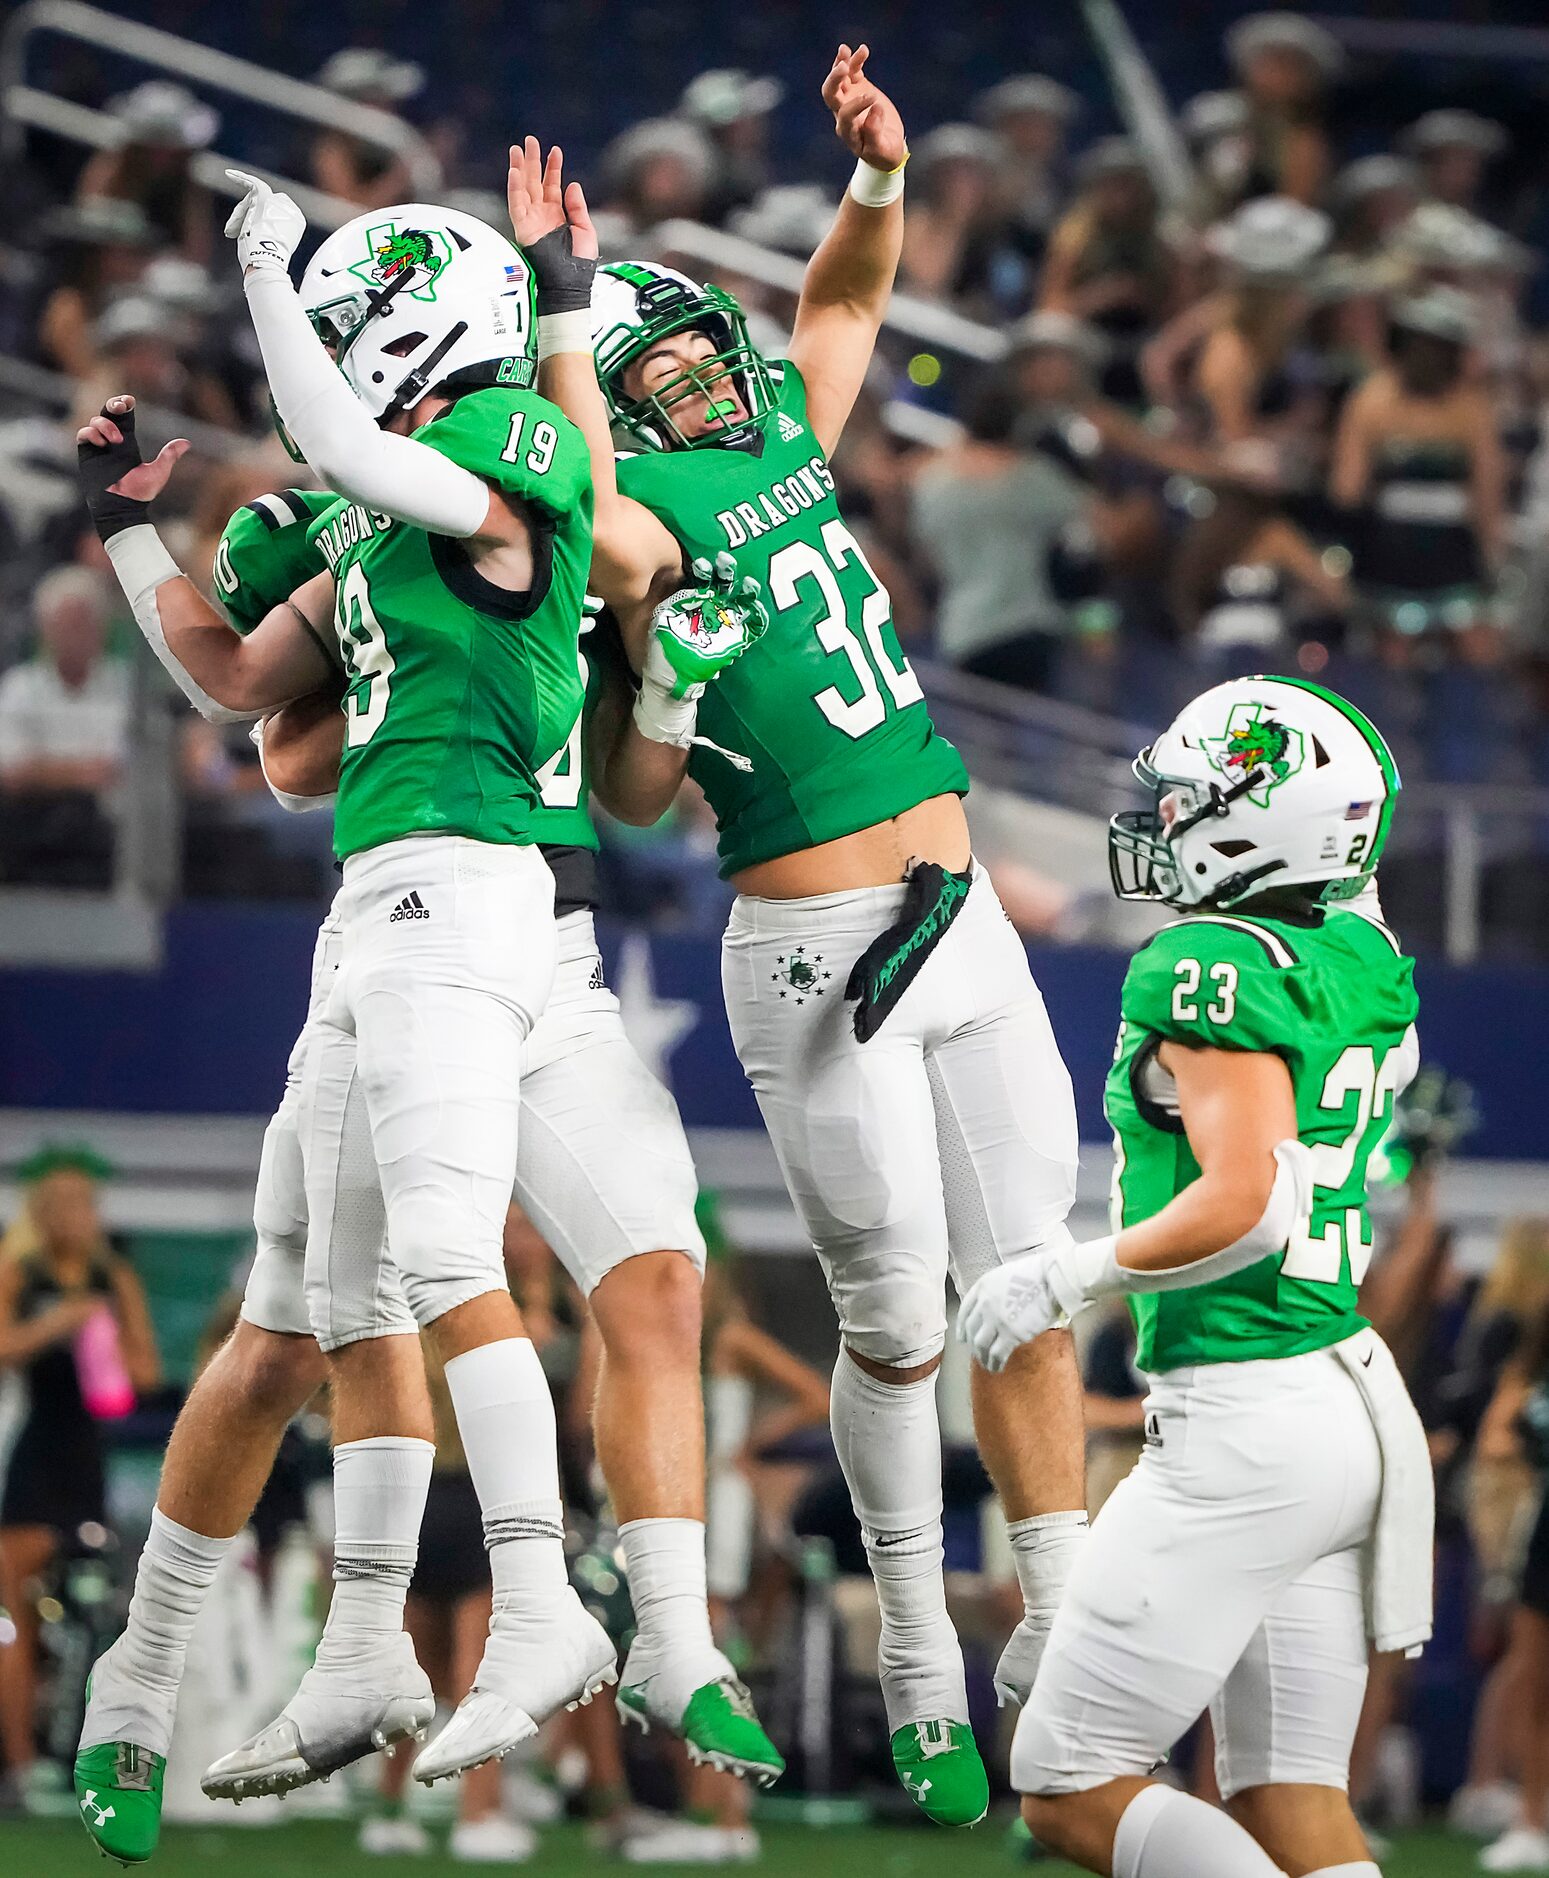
[1481,1826,1549,1873]
[622,1823,760,1864]
[413,1589,615,1787]
[202,1634,434,1801]
[358,1812,433,1856]
[448,1814,539,1862]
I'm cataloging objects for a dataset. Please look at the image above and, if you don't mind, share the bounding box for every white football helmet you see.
[296,204,536,430]
[1109,675,1400,909]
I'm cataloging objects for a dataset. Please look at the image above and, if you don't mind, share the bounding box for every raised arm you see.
[223,173,506,542]
[507,138,682,632]
[78,396,338,718]
[787,45,908,456]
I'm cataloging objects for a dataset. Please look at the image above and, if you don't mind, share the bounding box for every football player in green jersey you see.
[957,676,1432,1878]
[78,187,621,1818]
[508,46,1085,1828]
[72,498,777,1862]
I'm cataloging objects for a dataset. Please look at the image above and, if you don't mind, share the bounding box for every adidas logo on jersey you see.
[389,891,430,923]
[776,413,804,442]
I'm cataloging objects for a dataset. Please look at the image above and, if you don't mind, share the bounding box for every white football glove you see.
[957,1254,1068,1374]
[224,169,306,276]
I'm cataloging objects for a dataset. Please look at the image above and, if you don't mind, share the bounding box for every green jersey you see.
[530,607,625,912]
[1107,904,1419,1373]
[309,387,593,861]
[213,488,336,634]
[615,363,968,876]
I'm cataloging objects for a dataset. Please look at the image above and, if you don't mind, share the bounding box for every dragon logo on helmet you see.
[1202,703,1305,808]
[349,224,449,301]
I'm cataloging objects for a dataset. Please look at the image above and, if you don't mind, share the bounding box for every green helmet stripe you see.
[604,261,662,290]
[1249,673,1401,882]
[1254,674,1400,790]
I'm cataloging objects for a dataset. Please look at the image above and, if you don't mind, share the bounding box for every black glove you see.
[78,400,151,542]
[525,226,597,316]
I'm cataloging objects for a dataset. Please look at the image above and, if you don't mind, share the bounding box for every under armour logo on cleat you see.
[777,413,804,442]
[389,890,430,923]
[80,1790,116,1827]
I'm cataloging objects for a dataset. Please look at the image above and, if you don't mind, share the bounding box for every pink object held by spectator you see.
[75,1300,135,1419]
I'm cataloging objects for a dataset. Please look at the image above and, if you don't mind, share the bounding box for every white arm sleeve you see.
[241,269,491,538]
[104,526,255,726]
[1051,1138,1314,1310]
[250,719,335,813]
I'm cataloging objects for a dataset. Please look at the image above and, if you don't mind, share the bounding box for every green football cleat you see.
[618,1674,785,1788]
[891,1719,989,1827]
[74,1740,165,1865]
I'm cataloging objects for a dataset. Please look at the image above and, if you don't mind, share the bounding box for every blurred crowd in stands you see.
[2,7,1549,954]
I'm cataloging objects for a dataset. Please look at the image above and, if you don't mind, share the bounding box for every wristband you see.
[632,672,700,751]
[1044,1235,1120,1319]
[103,523,185,610]
[538,310,596,360]
[848,152,908,209]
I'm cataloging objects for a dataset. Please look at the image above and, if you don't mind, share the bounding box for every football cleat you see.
[413,1588,616,1786]
[201,1633,433,1801]
[890,1719,989,1828]
[617,1642,783,1788]
[75,1738,165,1866]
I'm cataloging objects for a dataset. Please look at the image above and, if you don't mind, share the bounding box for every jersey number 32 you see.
[768,520,923,739]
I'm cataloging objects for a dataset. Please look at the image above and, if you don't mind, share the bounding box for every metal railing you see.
[1,0,442,230]
[646,218,1008,365]
[915,657,1549,966]
[0,352,253,461]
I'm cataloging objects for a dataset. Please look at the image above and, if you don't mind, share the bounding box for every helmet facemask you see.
[595,277,776,450]
[1109,749,1285,906]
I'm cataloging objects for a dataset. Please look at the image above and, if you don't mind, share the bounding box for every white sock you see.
[444,1338,568,1612]
[78,1509,231,1756]
[829,1351,965,1731]
[314,1435,434,1669]
[1007,1509,1088,1622]
[1305,1866,1381,1877]
[620,1517,717,1660]
[1112,1785,1286,1878]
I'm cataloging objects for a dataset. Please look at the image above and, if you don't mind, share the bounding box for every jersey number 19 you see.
[338,562,395,748]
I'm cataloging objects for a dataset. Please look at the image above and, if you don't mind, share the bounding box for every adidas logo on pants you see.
[389,890,430,922]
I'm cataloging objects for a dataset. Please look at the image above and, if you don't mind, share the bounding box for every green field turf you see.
[0,1816,1494,1876]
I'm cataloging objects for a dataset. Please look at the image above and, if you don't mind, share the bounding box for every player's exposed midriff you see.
[730,791,971,899]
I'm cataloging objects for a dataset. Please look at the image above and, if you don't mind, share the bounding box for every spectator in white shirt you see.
[0,566,129,799]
